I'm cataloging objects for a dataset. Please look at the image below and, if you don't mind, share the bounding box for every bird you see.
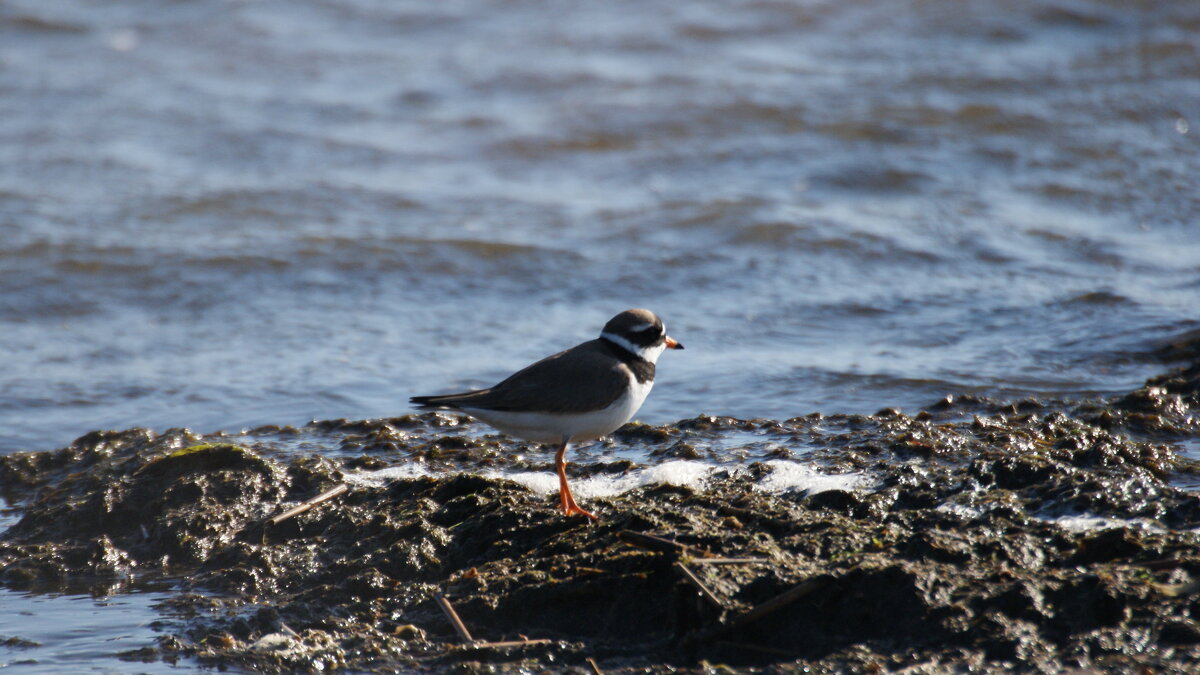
[411,308,683,520]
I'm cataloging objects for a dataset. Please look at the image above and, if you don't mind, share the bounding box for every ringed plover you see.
[411,308,683,520]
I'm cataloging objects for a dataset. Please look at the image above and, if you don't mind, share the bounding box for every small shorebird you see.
[411,308,683,520]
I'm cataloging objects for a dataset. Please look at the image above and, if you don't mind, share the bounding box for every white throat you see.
[600,331,666,364]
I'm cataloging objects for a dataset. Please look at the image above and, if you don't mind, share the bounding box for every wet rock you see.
[1161,618,1200,645]
[802,488,862,515]
[2,357,1200,671]
[903,529,973,565]
[979,613,1053,664]
[2,436,287,575]
[1069,527,1148,565]
[610,422,673,443]
[650,441,701,459]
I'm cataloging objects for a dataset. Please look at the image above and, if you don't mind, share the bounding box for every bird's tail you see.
[410,394,449,410]
[410,391,486,410]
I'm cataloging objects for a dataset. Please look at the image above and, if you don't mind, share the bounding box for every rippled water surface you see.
[0,584,184,673]
[2,0,1198,455]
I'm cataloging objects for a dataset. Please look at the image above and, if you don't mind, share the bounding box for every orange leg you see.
[554,439,597,521]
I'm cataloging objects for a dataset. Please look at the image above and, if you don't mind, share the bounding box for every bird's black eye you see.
[620,323,662,348]
[629,324,664,347]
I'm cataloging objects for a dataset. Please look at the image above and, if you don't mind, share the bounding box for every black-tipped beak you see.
[665,336,684,350]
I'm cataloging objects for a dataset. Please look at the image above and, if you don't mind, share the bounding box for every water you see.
[1,0,1198,454]
[0,585,186,674]
[0,504,189,672]
[0,2,1198,665]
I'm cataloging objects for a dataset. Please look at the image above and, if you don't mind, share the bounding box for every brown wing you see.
[410,339,632,414]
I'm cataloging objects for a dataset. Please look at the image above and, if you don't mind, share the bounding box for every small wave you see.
[1055,291,1132,307]
[3,13,87,33]
[809,165,931,193]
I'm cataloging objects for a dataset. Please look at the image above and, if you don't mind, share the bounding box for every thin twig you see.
[268,484,349,526]
[690,557,771,566]
[1152,580,1200,597]
[617,530,688,555]
[674,562,725,611]
[466,639,552,649]
[701,575,830,639]
[1136,557,1184,570]
[728,576,827,627]
[433,592,475,644]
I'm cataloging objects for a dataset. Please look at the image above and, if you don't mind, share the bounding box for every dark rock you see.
[2,355,1200,672]
[1161,618,1200,645]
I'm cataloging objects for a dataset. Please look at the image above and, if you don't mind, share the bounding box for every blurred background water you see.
[1,0,1198,455]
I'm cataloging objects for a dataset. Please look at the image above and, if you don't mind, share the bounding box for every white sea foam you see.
[934,494,1177,533]
[341,464,1179,534]
[497,460,715,498]
[344,462,435,488]
[1039,514,1167,533]
[935,501,985,520]
[751,459,870,494]
[343,459,869,497]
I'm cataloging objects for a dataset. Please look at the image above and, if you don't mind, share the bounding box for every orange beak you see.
[665,336,684,350]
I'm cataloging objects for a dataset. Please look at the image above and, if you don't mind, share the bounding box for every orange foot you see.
[559,488,598,521]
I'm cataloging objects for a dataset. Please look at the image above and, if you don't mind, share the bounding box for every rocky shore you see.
[2,356,1200,673]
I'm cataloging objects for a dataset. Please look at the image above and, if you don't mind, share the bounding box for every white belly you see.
[461,378,653,445]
